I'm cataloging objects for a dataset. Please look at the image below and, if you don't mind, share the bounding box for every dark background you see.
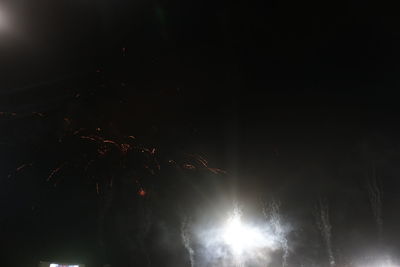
[1,0,400,266]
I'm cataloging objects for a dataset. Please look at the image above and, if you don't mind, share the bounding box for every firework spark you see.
[8,162,33,178]
[47,163,66,182]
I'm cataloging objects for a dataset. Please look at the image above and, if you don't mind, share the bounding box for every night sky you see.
[1,0,400,266]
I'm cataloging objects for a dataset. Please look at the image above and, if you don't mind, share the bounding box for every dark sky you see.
[1,1,400,266]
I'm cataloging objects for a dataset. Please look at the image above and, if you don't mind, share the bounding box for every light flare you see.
[194,206,288,266]
[222,210,273,255]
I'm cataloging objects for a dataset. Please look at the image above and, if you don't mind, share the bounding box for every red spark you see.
[8,163,33,178]
[64,117,71,125]
[194,155,209,168]
[73,128,84,135]
[103,140,119,146]
[97,147,108,156]
[47,163,65,182]
[120,143,131,154]
[183,163,196,170]
[80,136,98,142]
[186,154,226,174]
[32,112,44,117]
[138,188,146,197]
[208,167,227,174]
[16,163,32,172]
[0,112,18,117]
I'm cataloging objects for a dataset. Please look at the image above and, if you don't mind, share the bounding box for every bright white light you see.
[223,211,269,255]
[49,264,79,267]
[193,206,288,266]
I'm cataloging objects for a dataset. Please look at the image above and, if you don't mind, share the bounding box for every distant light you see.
[49,264,79,267]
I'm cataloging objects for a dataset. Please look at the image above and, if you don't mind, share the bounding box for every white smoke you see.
[316,199,335,267]
[263,200,290,267]
[181,217,195,267]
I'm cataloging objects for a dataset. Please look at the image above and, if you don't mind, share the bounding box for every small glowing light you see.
[138,188,146,197]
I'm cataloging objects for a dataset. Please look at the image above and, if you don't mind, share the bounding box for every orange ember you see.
[138,188,146,197]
